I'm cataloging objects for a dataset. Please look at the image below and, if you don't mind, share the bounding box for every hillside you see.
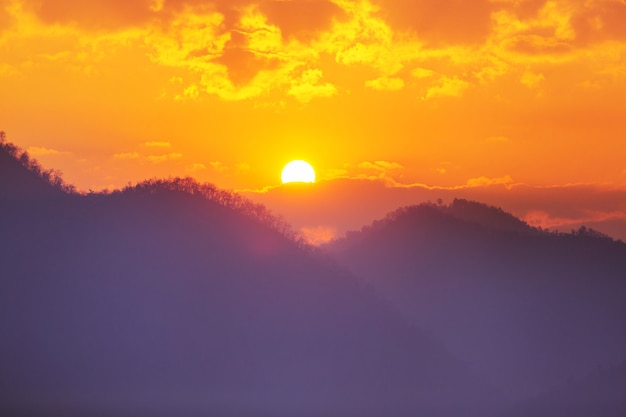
[506,360,626,417]
[0,139,496,417]
[327,202,626,407]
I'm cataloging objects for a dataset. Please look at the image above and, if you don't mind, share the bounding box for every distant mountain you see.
[327,201,626,407]
[0,138,496,417]
[506,361,626,417]
[443,198,538,235]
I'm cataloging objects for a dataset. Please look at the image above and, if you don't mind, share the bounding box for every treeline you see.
[1,131,307,247]
[333,198,618,246]
[0,131,75,194]
[111,177,307,247]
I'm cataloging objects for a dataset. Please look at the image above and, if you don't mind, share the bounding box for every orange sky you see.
[2,0,626,242]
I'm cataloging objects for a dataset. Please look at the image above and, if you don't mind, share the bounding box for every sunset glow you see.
[2,3,626,414]
[1,0,626,240]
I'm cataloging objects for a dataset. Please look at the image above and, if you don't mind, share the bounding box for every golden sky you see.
[2,0,626,241]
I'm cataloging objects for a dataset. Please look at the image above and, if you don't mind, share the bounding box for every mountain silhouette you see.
[327,201,626,407]
[0,138,496,417]
[0,134,70,200]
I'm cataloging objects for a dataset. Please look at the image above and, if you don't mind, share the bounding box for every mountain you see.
[0,134,69,200]
[0,138,497,417]
[506,361,626,417]
[326,201,626,406]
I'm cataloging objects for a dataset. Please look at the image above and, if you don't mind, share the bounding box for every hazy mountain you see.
[506,360,626,417]
[0,139,496,417]
[327,201,626,406]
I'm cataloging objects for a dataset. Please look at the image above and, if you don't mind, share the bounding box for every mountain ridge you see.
[3,134,625,416]
[326,199,626,408]
[1,135,498,416]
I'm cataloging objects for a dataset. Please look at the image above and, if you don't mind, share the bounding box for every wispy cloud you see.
[423,77,470,99]
[466,175,514,188]
[146,153,182,164]
[113,152,141,160]
[113,151,182,163]
[288,69,337,103]
[185,163,206,172]
[365,76,404,91]
[27,146,67,156]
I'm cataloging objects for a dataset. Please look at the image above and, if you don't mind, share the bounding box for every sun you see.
[281,160,316,184]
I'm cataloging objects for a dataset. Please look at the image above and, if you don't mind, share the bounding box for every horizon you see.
[3,130,626,244]
[1,0,625,243]
[0,131,626,246]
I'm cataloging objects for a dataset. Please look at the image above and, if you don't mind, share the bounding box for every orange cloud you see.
[571,0,626,44]
[0,0,14,31]
[144,141,172,148]
[423,76,470,99]
[365,76,405,91]
[287,68,337,102]
[466,176,515,188]
[113,152,141,161]
[2,0,626,198]
[113,151,182,164]
[147,153,183,164]
[27,146,66,156]
[185,163,207,172]
[30,0,156,29]
[524,209,626,232]
[259,0,345,42]
[371,0,496,45]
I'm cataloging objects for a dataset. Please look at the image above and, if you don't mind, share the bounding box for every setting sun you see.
[281,160,316,184]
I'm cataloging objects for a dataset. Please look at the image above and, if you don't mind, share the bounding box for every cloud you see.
[520,71,545,88]
[524,209,626,233]
[175,84,200,100]
[412,67,435,79]
[322,168,349,180]
[30,0,156,29]
[288,69,337,103]
[319,161,407,184]
[185,163,207,172]
[0,0,14,33]
[27,146,66,156]
[209,161,229,173]
[207,161,252,175]
[571,0,626,44]
[466,175,514,188]
[146,153,182,163]
[358,160,404,172]
[365,76,404,91]
[246,177,626,243]
[113,152,141,160]
[113,151,181,163]
[423,77,470,99]
[4,0,626,113]
[236,162,251,173]
[259,0,346,42]
[371,0,496,45]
